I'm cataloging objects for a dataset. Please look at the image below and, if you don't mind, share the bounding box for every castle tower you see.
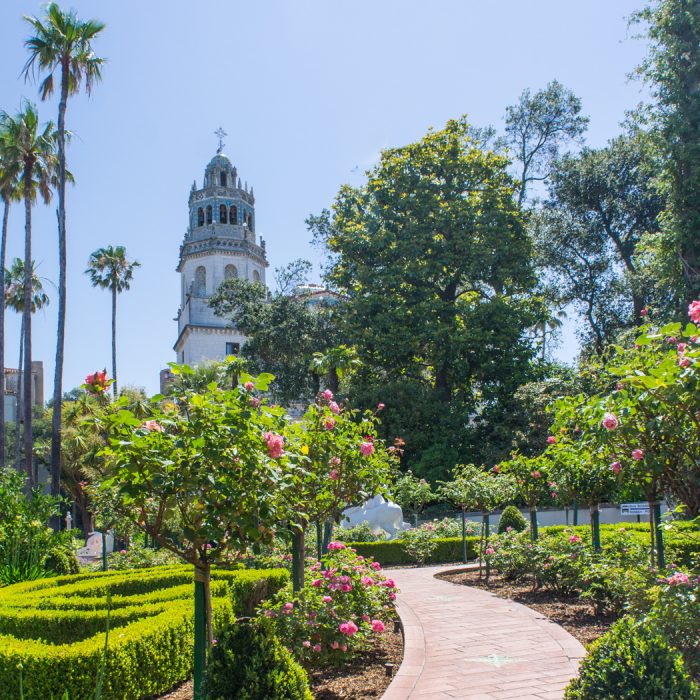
[174,145,268,365]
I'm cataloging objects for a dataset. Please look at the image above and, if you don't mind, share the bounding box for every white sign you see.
[620,502,649,516]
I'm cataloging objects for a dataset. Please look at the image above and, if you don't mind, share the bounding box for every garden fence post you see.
[461,508,467,564]
[193,570,207,700]
[529,507,538,541]
[102,532,107,571]
[653,501,665,570]
[573,499,578,526]
[316,521,323,560]
[322,520,333,555]
[484,512,490,578]
[591,504,601,552]
[291,528,305,592]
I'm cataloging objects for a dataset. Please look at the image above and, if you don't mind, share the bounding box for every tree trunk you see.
[51,60,70,525]
[22,163,34,490]
[193,563,210,700]
[15,316,23,471]
[291,526,305,592]
[111,284,118,397]
[0,198,9,468]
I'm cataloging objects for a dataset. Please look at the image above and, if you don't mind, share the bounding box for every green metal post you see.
[654,502,665,570]
[322,520,332,555]
[316,521,323,560]
[193,572,207,700]
[461,508,467,564]
[484,512,491,578]
[102,532,108,572]
[591,505,601,552]
[291,528,305,593]
[573,499,579,526]
[529,507,538,541]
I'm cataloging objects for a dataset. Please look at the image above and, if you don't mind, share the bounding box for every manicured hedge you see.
[349,536,479,565]
[0,565,289,700]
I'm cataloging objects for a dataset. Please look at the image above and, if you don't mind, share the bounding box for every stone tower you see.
[174,149,268,365]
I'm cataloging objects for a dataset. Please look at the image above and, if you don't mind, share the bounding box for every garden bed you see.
[157,627,403,699]
[438,568,617,646]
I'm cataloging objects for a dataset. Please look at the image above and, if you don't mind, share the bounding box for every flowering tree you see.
[101,363,301,699]
[391,470,433,527]
[439,464,515,576]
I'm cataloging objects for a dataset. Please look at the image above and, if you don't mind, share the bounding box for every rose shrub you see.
[259,544,397,665]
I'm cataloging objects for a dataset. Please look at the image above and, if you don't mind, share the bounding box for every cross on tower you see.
[214,127,227,154]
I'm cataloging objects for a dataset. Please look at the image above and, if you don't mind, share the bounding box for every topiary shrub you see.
[202,619,312,700]
[497,505,527,534]
[564,616,699,700]
[44,545,80,576]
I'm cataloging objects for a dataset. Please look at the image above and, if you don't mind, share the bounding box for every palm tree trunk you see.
[15,315,23,471]
[22,164,34,490]
[50,60,70,522]
[112,284,117,397]
[0,197,9,468]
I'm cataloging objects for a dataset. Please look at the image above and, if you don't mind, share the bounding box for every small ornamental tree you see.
[439,464,515,577]
[392,470,433,527]
[101,362,300,700]
[499,452,555,541]
[284,391,397,588]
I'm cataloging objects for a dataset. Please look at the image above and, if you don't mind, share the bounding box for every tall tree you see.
[504,80,588,204]
[0,104,56,487]
[5,259,50,471]
[309,117,540,478]
[85,246,140,397]
[634,0,700,304]
[23,2,105,504]
[0,128,22,467]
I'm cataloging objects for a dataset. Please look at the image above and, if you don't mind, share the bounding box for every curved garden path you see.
[382,565,585,700]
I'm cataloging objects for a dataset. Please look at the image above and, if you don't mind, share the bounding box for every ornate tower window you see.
[230,205,238,224]
[194,266,206,296]
[224,264,238,279]
[219,204,228,224]
[248,213,254,232]
[206,205,212,224]
[220,171,227,187]
[253,270,261,282]
[243,211,248,224]
[197,207,204,227]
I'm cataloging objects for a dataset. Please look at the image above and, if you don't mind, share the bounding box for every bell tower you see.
[174,135,268,365]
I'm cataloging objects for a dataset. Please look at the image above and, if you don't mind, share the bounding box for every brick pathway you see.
[382,565,585,700]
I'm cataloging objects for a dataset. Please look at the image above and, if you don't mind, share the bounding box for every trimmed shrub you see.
[0,565,289,700]
[202,619,312,700]
[44,545,80,576]
[565,616,699,699]
[497,505,528,533]
[349,536,479,566]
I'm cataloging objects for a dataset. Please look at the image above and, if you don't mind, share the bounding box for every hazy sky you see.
[0,1,649,396]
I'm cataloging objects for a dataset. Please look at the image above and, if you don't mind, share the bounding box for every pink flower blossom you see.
[263,432,284,459]
[283,602,294,614]
[321,389,334,401]
[381,578,396,588]
[667,572,690,586]
[85,370,109,394]
[329,469,340,480]
[312,579,322,587]
[377,403,385,411]
[360,439,374,456]
[485,547,495,555]
[341,644,347,652]
[611,461,622,474]
[688,300,700,324]
[120,549,127,555]
[340,584,352,592]
[389,592,397,600]
[492,465,500,473]
[324,418,336,431]
[331,641,339,650]
[330,456,341,466]
[303,640,311,648]
[677,342,688,354]
[371,619,385,632]
[551,492,557,498]
[327,541,346,551]
[602,412,618,430]
[668,336,677,344]
[616,382,624,390]
[313,643,322,653]
[244,381,255,392]
[531,470,541,479]
[250,397,261,408]
[139,420,164,432]
[322,595,332,603]
[329,401,341,414]
[547,436,556,444]
[640,307,648,316]
[680,357,691,368]
[339,620,359,636]
[361,575,373,586]
[569,535,582,544]
[632,449,645,461]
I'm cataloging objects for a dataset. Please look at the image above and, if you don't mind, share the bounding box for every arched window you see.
[248,214,254,232]
[206,205,212,224]
[243,211,248,225]
[230,205,238,224]
[253,270,261,283]
[224,264,238,279]
[194,266,206,296]
[197,207,204,227]
[219,204,228,224]
[220,172,227,187]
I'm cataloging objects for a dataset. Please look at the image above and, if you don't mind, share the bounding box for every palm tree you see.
[0,103,56,488]
[85,246,140,397]
[23,3,105,501]
[0,129,22,467]
[5,259,50,473]
[532,307,568,362]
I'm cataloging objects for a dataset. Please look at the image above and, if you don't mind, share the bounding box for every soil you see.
[156,628,403,700]
[437,568,617,647]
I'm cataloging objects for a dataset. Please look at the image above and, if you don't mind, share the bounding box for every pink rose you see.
[361,575,373,586]
[329,401,340,414]
[312,579,322,587]
[602,412,618,430]
[667,572,690,586]
[244,381,254,392]
[485,547,495,555]
[250,397,261,408]
[263,432,284,459]
[321,389,334,401]
[377,403,385,411]
[688,300,700,324]
[120,549,127,555]
[360,440,374,456]
[640,307,648,317]
[303,640,311,648]
[139,420,164,432]
[341,644,347,652]
[677,342,687,354]
[632,449,645,461]
[327,541,346,551]
[611,461,622,474]
[371,561,381,571]
[547,436,556,444]
[331,641,339,649]
[371,619,385,632]
[324,418,336,431]
[339,621,359,636]
[330,456,341,466]
[322,595,332,603]
[680,357,691,368]
[569,535,582,544]
[313,644,322,653]
[531,471,541,479]
[329,469,339,480]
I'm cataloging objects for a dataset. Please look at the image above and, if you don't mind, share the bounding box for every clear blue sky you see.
[0,1,649,396]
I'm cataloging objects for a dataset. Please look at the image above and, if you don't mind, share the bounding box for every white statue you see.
[341,495,410,538]
[77,531,114,561]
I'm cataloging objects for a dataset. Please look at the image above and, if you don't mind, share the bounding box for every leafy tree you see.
[391,470,433,527]
[4,258,49,471]
[634,0,700,305]
[309,117,541,479]
[0,103,56,488]
[85,245,140,396]
[23,2,105,513]
[503,80,588,204]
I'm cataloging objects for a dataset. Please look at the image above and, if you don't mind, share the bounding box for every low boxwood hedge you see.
[349,536,479,565]
[0,565,289,700]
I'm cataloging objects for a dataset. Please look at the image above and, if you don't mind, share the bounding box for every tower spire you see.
[214,127,227,154]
